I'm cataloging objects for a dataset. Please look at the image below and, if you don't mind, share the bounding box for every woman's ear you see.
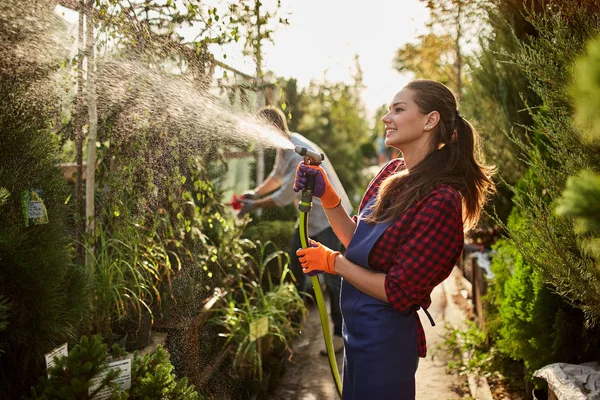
[423,111,440,131]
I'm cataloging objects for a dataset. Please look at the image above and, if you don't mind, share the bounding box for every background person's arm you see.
[253,149,286,196]
[253,175,282,197]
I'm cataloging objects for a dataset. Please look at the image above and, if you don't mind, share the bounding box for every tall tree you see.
[226,0,289,183]
[85,0,97,272]
[420,0,484,96]
[393,32,457,89]
[499,0,600,327]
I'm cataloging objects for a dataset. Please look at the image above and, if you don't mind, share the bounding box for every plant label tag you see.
[249,316,269,342]
[89,358,132,399]
[44,342,68,377]
[28,201,44,218]
[21,189,48,226]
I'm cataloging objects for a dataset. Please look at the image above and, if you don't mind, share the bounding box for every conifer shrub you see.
[0,1,90,396]
[0,75,91,399]
[500,0,600,325]
[114,346,200,400]
[488,228,600,380]
[31,335,201,400]
[556,34,600,268]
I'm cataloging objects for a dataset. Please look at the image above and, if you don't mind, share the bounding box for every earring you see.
[425,126,430,130]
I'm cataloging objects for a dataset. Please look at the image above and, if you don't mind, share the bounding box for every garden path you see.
[271,267,471,399]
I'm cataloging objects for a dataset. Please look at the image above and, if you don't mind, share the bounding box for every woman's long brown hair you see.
[365,80,496,231]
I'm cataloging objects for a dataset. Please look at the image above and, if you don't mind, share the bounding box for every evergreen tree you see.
[0,1,90,397]
[463,0,545,223]
[474,0,600,384]
[419,0,485,96]
[556,34,600,267]
[504,0,600,324]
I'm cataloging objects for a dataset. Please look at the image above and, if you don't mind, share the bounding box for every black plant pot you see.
[107,327,128,349]
[266,356,286,392]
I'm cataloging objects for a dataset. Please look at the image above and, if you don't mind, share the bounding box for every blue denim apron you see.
[341,197,421,400]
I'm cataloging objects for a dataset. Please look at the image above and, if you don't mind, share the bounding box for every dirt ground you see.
[270,268,471,400]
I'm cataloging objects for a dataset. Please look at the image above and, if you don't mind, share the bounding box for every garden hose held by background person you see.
[294,145,343,398]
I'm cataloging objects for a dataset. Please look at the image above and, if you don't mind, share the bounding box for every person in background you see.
[376,130,388,166]
[294,79,496,399]
[238,105,353,355]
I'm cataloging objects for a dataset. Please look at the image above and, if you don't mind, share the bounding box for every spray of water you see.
[4,0,294,161]
[95,58,294,154]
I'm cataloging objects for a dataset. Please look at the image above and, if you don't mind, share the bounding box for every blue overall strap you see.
[341,197,419,400]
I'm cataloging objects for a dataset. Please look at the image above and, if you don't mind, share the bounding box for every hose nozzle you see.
[295,145,324,166]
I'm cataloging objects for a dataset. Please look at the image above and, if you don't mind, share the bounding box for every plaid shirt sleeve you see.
[383,187,464,312]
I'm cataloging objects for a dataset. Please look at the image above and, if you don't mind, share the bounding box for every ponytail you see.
[454,117,496,230]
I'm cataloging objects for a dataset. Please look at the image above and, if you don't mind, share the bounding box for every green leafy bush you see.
[89,216,181,342]
[445,321,495,379]
[210,241,306,385]
[243,220,296,258]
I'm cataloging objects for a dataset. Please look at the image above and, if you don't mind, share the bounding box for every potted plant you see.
[88,215,181,350]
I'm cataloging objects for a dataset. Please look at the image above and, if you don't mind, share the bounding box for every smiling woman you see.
[294,79,496,399]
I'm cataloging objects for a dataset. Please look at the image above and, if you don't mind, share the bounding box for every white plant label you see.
[89,358,132,400]
[45,342,68,377]
[28,201,44,218]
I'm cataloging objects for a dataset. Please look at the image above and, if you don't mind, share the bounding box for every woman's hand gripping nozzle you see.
[294,146,324,213]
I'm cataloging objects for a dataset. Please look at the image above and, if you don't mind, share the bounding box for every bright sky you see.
[56,1,430,118]
[211,0,430,118]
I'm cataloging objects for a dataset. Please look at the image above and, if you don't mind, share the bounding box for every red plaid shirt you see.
[356,159,464,357]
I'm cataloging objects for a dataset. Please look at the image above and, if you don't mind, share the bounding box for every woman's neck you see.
[401,148,430,171]
[398,136,435,171]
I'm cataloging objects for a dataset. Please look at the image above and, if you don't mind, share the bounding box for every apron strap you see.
[422,308,436,327]
[412,305,436,327]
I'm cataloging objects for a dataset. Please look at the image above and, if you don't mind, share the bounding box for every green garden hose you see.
[298,209,343,398]
[295,145,343,398]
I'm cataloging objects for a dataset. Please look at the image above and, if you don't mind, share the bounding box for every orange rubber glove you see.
[296,240,341,275]
[294,163,341,209]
